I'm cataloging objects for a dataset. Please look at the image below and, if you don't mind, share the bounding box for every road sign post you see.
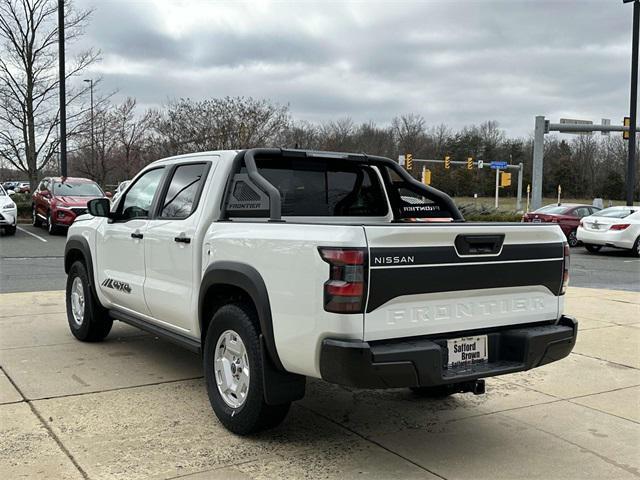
[495,168,500,208]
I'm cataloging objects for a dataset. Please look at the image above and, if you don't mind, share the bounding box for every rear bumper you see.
[319,316,578,388]
[577,227,635,249]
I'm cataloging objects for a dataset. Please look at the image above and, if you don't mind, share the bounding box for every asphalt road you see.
[1,223,638,294]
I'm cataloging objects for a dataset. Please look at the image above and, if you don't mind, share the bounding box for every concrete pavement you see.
[0,287,639,479]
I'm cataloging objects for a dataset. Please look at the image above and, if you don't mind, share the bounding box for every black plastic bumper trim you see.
[319,316,578,388]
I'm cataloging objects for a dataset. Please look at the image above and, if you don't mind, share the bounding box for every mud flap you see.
[260,335,306,405]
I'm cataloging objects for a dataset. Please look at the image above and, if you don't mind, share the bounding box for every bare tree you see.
[153,97,291,156]
[0,0,99,189]
[111,97,153,180]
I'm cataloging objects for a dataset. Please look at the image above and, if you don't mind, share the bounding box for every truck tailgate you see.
[363,223,565,341]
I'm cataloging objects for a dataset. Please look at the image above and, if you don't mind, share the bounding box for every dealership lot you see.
[1,223,639,479]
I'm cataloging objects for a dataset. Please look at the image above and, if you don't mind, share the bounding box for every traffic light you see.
[500,172,512,187]
[467,157,473,170]
[624,117,631,140]
[444,156,451,169]
[422,168,431,185]
[405,153,413,171]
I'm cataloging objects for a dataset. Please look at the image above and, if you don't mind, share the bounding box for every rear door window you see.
[159,163,207,219]
[248,158,388,217]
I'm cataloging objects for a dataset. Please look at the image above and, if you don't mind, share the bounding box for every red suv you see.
[522,203,601,247]
[32,177,108,234]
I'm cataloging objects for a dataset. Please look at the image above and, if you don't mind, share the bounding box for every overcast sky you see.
[72,0,635,137]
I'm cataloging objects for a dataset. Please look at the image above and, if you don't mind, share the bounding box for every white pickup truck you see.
[64,148,577,434]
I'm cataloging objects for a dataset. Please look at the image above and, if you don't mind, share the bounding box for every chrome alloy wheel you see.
[214,330,250,409]
[70,277,85,326]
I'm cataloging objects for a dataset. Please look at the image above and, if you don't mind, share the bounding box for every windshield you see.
[593,207,636,219]
[52,181,103,197]
[535,205,569,215]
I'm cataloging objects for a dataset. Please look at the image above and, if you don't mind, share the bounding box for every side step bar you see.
[109,309,201,354]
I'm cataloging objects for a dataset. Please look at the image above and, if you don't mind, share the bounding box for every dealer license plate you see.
[447,336,488,369]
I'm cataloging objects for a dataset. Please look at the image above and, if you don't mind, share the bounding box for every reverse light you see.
[318,247,367,313]
[609,224,630,231]
[560,242,570,295]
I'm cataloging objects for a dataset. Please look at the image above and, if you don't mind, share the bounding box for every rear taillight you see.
[610,223,630,231]
[318,247,367,313]
[551,217,559,223]
[561,242,570,295]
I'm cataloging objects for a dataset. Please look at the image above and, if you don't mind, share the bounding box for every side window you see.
[159,163,207,219]
[119,168,165,220]
[574,207,589,218]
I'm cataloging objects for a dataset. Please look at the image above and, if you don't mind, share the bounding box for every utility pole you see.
[532,116,546,210]
[84,79,95,168]
[494,168,500,208]
[624,0,639,206]
[58,0,67,177]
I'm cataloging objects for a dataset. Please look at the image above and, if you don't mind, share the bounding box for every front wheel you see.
[3,225,16,236]
[585,244,602,253]
[32,205,42,227]
[66,261,113,341]
[632,237,640,258]
[567,230,579,248]
[203,303,290,435]
[47,212,60,235]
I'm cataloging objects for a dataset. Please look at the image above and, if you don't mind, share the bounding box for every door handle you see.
[131,232,143,239]
[174,236,191,244]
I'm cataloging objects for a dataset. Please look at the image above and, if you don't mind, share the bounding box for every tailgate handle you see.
[455,234,504,255]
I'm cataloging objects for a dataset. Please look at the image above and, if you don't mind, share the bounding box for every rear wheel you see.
[66,260,113,341]
[584,244,602,253]
[203,303,290,435]
[567,230,579,248]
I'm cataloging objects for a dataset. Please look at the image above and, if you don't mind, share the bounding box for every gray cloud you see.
[75,0,635,137]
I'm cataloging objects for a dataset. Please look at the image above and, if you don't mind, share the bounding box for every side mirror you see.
[105,191,113,198]
[7,190,15,196]
[41,189,51,198]
[87,198,111,218]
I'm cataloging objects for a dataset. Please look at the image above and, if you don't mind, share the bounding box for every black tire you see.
[203,303,290,435]
[4,225,16,236]
[632,237,640,258]
[47,212,60,235]
[567,229,579,248]
[32,205,42,227]
[66,260,113,342]
[585,244,602,253]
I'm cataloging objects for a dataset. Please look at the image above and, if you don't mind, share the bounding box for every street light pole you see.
[625,0,639,205]
[83,79,94,169]
[57,0,67,177]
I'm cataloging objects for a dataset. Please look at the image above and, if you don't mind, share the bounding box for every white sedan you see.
[0,185,17,235]
[577,206,640,256]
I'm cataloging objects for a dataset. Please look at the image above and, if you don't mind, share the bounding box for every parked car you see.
[64,148,576,435]
[0,185,17,235]
[16,182,31,193]
[577,206,640,256]
[32,177,107,235]
[522,203,601,247]
[2,181,20,192]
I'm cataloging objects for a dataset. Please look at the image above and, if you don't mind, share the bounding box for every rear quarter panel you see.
[204,222,367,378]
